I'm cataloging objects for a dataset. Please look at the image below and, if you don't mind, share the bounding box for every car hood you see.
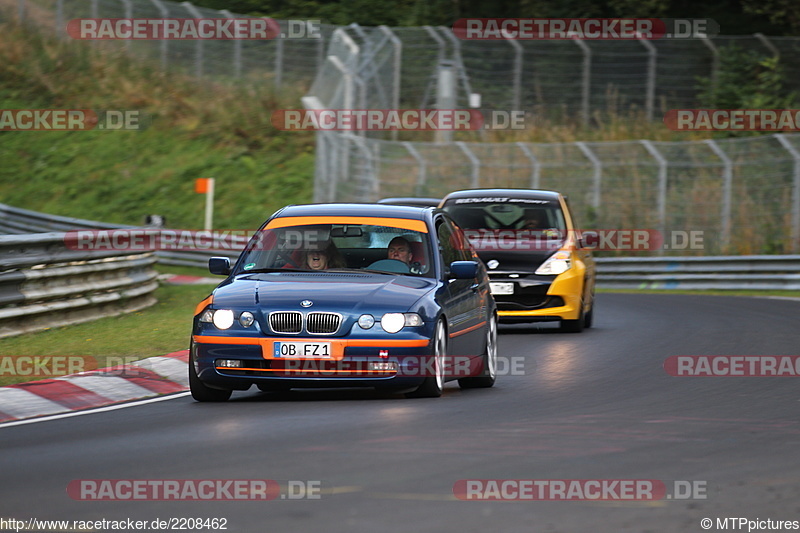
[212,272,437,314]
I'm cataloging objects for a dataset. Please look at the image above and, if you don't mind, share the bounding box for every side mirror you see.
[209,257,231,276]
[449,260,478,279]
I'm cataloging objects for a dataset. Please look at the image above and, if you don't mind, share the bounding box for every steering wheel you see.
[366,259,411,273]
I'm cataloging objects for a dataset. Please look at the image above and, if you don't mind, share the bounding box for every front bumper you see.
[491,266,584,322]
[191,335,481,390]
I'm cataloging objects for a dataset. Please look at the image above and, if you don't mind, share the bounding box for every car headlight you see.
[381,313,423,333]
[535,251,572,275]
[199,308,235,329]
[239,311,255,327]
[358,314,375,329]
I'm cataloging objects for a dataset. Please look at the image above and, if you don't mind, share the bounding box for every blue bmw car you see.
[190,203,498,401]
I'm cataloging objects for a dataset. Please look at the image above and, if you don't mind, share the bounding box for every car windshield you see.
[442,197,568,252]
[235,222,433,277]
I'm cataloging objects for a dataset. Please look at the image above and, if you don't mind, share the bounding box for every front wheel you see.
[189,344,232,402]
[459,313,497,389]
[406,319,447,398]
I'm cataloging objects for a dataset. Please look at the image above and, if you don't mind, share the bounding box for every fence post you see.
[220,10,242,78]
[181,2,204,78]
[421,26,446,108]
[149,0,168,69]
[56,0,63,38]
[403,142,427,197]
[754,32,779,58]
[703,139,732,252]
[438,26,474,103]
[640,140,668,254]
[774,134,800,253]
[700,37,719,101]
[516,142,541,189]
[18,0,23,22]
[313,133,327,203]
[379,25,402,141]
[638,38,656,122]
[120,0,132,52]
[274,28,284,90]
[506,37,522,112]
[575,142,602,212]
[435,60,456,143]
[346,134,378,201]
[456,142,480,187]
[572,38,591,126]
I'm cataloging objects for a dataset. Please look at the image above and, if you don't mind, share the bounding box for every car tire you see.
[189,344,232,402]
[560,302,585,333]
[406,319,447,398]
[583,297,594,329]
[458,312,497,389]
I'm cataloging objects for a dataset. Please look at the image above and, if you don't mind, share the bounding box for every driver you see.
[387,236,414,265]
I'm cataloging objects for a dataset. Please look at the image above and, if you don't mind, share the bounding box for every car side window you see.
[436,220,459,268]
[446,219,475,262]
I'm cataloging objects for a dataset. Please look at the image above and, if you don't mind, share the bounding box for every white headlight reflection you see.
[212,309,235,330]
[381,313,405,333]
[381,313,423,333]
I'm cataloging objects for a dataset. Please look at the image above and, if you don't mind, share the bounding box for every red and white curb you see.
[0,350,189,423]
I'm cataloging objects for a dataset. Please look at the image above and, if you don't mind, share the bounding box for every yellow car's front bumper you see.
[497,262,585,321]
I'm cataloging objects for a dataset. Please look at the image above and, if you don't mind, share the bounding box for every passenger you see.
[302,242,345,270]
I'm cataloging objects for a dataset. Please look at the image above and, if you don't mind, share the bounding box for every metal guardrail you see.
[4,204,800,290]
[595,255,800,290]
[0,233,160,338]
[0,203,240,268]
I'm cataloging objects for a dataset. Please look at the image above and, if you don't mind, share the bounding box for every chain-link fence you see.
[314,131,800,255]
[8,0,800,254]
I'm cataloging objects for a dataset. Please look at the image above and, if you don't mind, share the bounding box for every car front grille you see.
[269,311,302,334]
[306,312,341,334]
[268,311,341,334]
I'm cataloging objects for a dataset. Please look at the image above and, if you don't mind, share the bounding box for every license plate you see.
[490,282,514,295]
[273,341,331,358]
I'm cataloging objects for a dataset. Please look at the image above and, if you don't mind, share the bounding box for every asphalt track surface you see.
[2,293,800,532]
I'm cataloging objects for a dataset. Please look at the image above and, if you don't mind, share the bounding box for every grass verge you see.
[0,282,212,387]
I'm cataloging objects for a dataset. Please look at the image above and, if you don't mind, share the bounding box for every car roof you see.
[377,197,442,207]
[441,189,562,202]
[275,203,434,221]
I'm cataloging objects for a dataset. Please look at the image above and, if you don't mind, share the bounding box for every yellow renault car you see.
[440,189,595,332]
